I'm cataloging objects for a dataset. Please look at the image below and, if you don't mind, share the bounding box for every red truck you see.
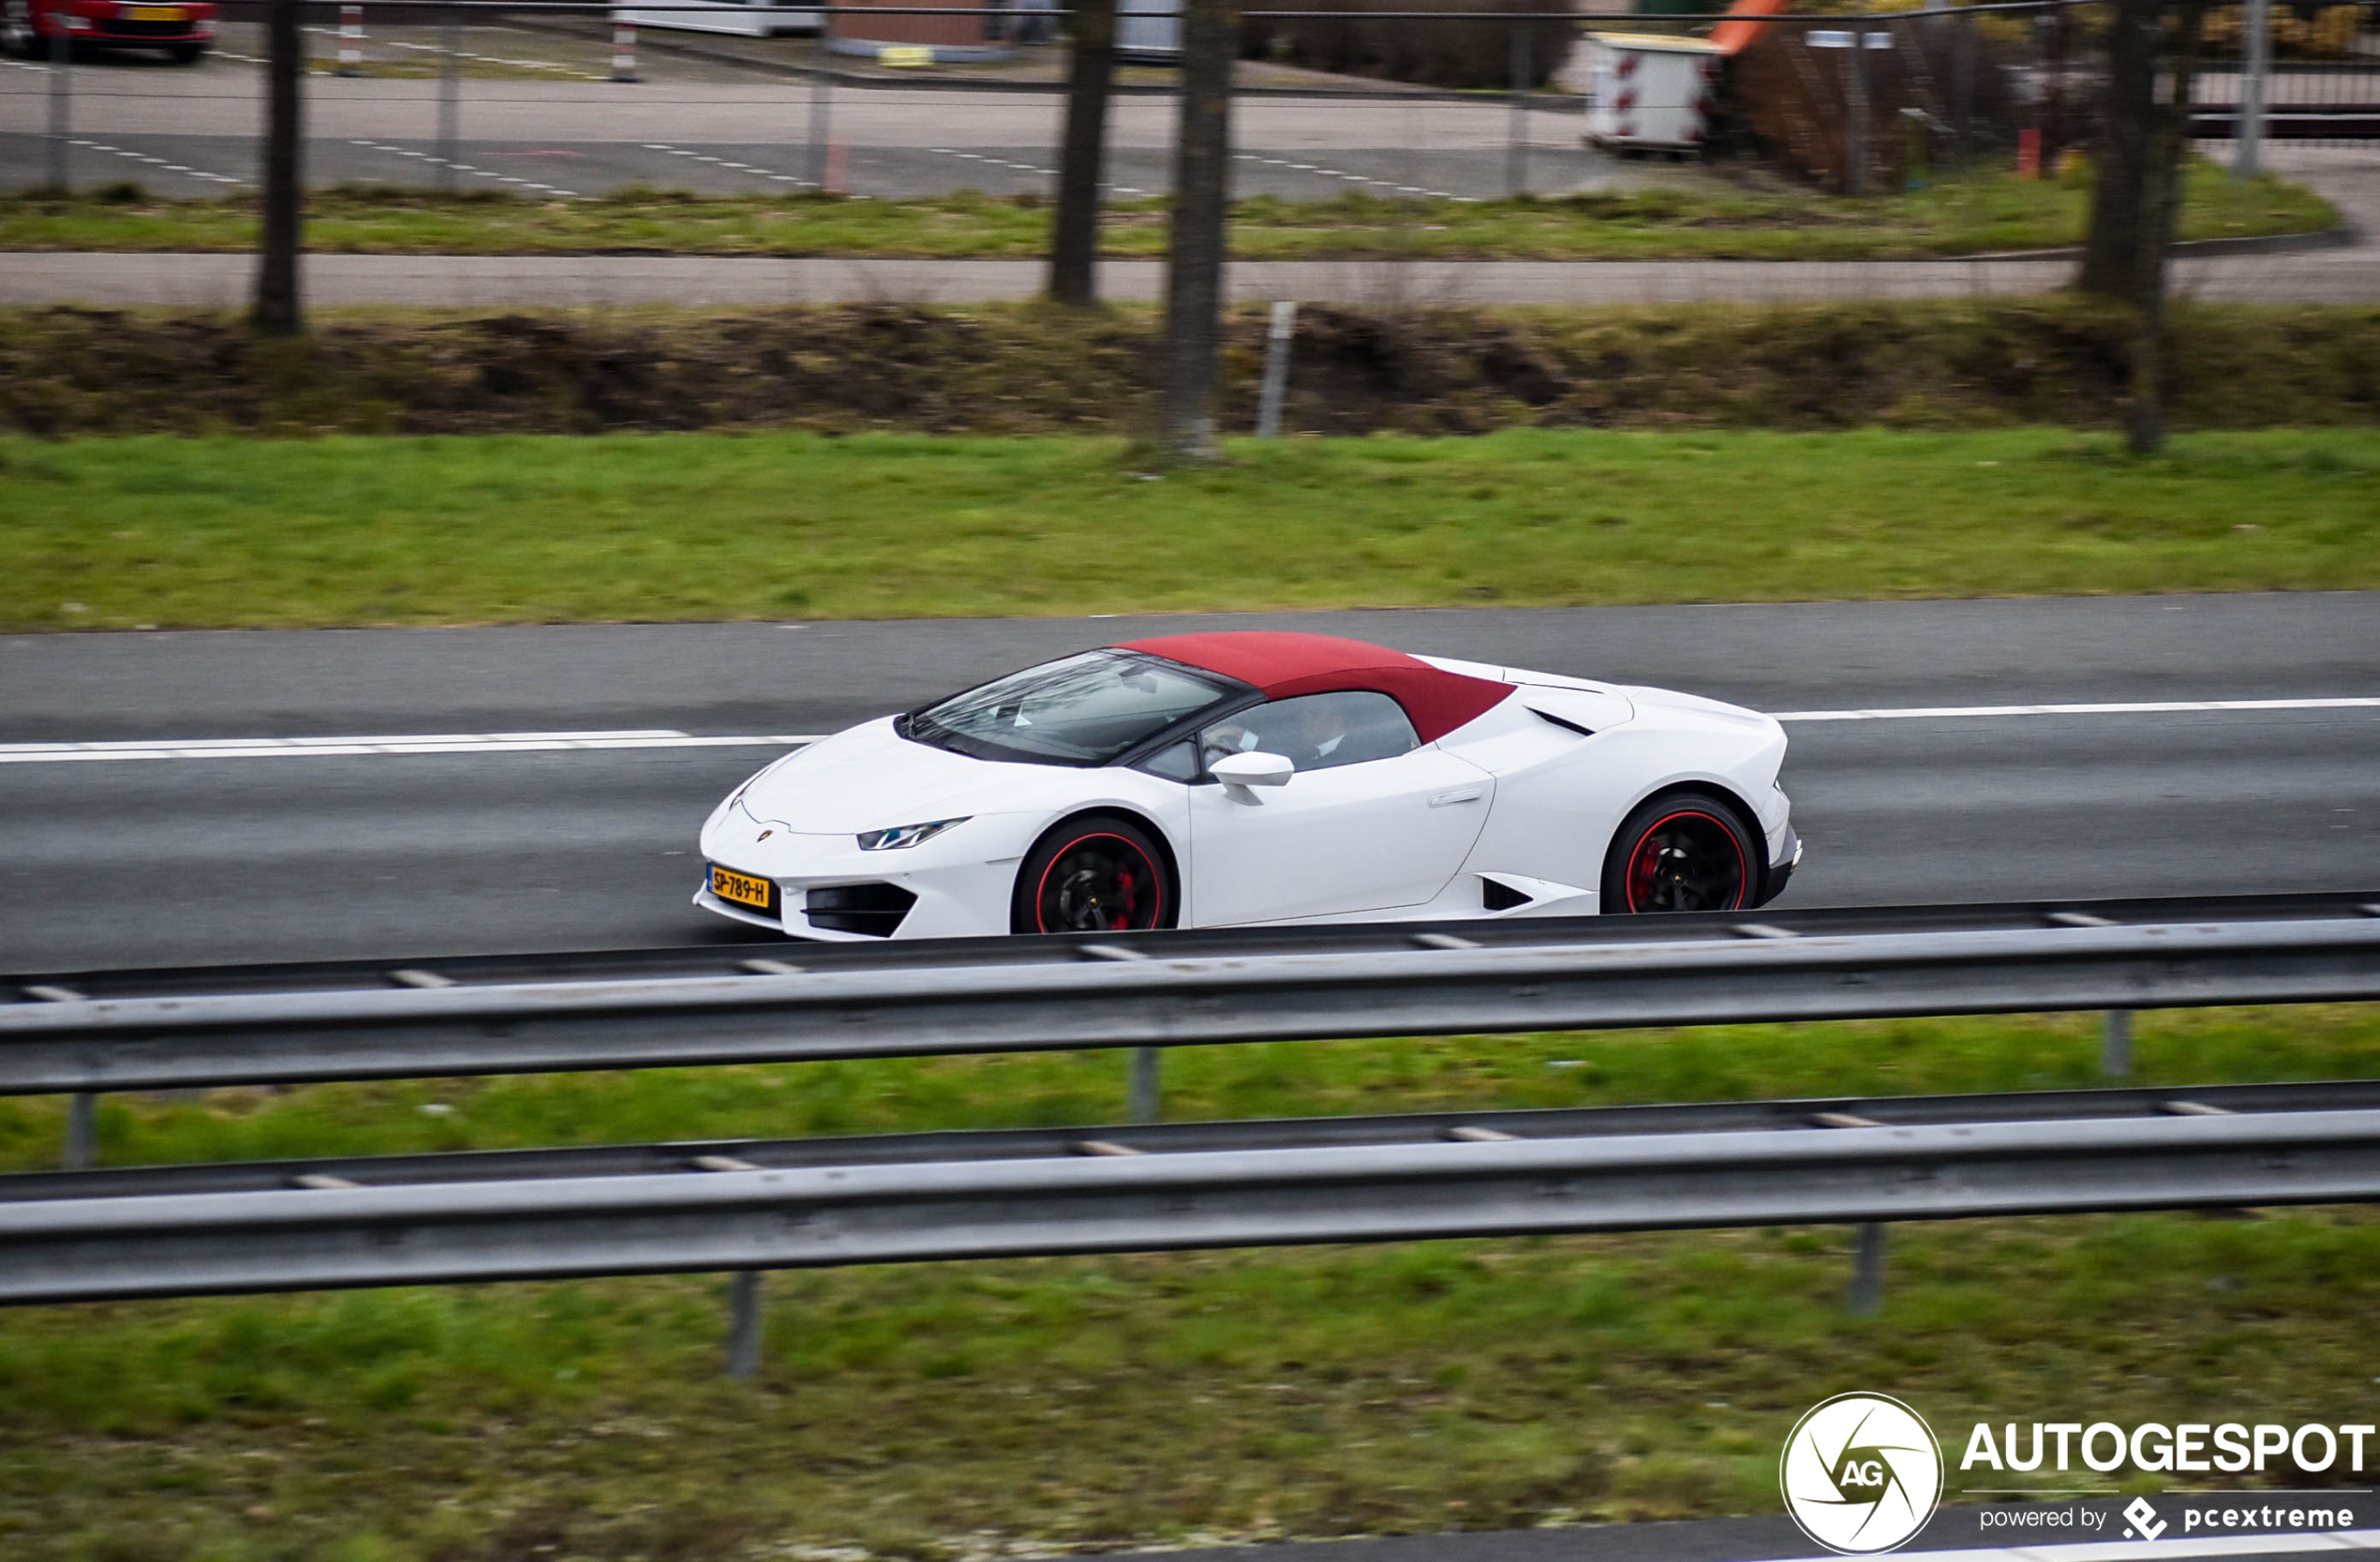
[2,0,218,63]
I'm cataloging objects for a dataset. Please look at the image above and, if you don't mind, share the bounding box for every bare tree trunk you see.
[2126,0,2204,454]
[1048,0,1118,305]
[251,0,303,336]
[2078,0,2161,298]
[1159,0,1234,461]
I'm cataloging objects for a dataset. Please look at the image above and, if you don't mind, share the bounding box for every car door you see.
[1183,691,1495,926]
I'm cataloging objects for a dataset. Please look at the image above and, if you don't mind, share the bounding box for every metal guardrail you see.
[7,1078,2371,1201]
[4,895,2378,1096]
[6,1089,2378,1303]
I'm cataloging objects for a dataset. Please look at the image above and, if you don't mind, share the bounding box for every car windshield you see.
[904,650,1242,766]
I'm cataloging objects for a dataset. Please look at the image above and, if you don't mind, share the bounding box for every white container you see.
[1116,0,1179,60]
[611,0,822,39]
[1584,33,1724,151]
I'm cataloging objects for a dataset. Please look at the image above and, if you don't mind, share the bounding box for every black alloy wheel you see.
[1602,792,1758,914]
[1011,814,1175,935]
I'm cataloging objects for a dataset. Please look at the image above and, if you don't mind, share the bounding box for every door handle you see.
[1428,786,1485,807]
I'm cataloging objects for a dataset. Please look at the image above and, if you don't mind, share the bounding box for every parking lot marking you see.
[67,137,244,186]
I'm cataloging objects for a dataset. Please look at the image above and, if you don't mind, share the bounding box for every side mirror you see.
[1212,751,1294,796]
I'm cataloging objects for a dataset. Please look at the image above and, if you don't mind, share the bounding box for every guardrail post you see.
[436,0,460,194]
[335,3,363,76]
[2233,0,2269,177]
[1128,1047,1161,1123]
[610,20,637,83]
[63,1093,96,1171]
[1255,299,1296,437]
[46,16,69,193]
[724,1271,764,1378]
[1849,1221,1885,1315]
[2102,1009,2133,1079]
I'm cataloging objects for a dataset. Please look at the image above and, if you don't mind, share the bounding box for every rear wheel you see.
[1,4,37,58]
[1602,792,1759,915]
[1011,814,1175,935]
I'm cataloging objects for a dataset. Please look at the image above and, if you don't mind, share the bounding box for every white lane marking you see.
[14,698,2375,766]
[347,137,581,199]
[0,731,823,765]
[1753,1527,2380,1562]
[67,137,245,186]
[1775,697,2380,722]
[1234,150,1469,201]
[639,140,815,189]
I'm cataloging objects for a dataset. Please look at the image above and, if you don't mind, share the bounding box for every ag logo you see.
[1779,1392,1943,1554]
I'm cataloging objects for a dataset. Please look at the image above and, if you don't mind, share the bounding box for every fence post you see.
[1255,299,1296,437]
[46,16,68,193]
[724,1271,764,1378]
[1849,1222,1885,1315]
[1842,0,1870,194]
[1952,0,1973,160]
[63,1093,96,1171]
[610,18,638,82]
[1507,14,1531,199]
[437,0,460,193]
[809,9,836,189]
[2102,1009,2134,1079]
[2234,0,2269,177]
[336,3,363,76]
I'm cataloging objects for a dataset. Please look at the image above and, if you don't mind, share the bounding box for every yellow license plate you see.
[132,7,186,20]
[709,865,773,911]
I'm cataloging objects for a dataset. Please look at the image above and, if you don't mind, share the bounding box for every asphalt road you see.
[0,30,1612,201]
[4,594,2376,972]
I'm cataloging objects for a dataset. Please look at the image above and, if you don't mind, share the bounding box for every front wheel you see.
[1601,792,1759,915]
[1011,814,1176,935]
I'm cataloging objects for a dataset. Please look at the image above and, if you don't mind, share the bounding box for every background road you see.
[0,31,1614,201]
[4,593,2376,971]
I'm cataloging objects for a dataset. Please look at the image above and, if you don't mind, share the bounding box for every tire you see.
[1601,791,1760,915]
[1010,813,1176,936]
[166,41,203,63]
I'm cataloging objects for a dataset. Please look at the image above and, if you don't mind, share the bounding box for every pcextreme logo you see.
[1780,1393,1946,1555]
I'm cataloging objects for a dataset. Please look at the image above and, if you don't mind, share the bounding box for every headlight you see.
[856,817,968,852]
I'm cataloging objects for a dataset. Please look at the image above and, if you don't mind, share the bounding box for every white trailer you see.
[611,0,821,38]
[1584,33,1724,152]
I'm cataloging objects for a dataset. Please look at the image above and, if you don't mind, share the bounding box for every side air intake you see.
[1480,877,1533,912]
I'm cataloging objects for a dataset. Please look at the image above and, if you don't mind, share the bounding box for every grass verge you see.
[0,161,2334,259]
[9,299,2379,443]
[2,1005,2376,1561]
[4,426,2378,630]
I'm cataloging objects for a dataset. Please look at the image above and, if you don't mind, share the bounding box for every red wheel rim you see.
[1624,810,1748,914]
[1034,833,1164,933]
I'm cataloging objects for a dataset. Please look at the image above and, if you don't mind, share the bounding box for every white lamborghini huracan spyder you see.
[696,631,1800,940]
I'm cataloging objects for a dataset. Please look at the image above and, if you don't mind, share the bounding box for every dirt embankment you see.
[5,300,2377,438]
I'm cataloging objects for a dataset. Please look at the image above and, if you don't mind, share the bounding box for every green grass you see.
[0,160,2335,259]
[5,427,2379,631]
[3,1005,2377,1561]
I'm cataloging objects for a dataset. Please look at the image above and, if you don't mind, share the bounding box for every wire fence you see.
[4,0,2372,203]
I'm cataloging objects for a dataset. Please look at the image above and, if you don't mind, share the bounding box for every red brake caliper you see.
[1110,869,1136,930]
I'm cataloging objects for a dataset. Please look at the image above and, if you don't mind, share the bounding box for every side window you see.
[1138,739,1200,782]
[1197,692,1420,777]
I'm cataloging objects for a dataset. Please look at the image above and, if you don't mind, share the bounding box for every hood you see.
[736,716,1064,835]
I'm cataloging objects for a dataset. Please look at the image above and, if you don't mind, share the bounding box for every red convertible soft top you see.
[1120,632,1512,744]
